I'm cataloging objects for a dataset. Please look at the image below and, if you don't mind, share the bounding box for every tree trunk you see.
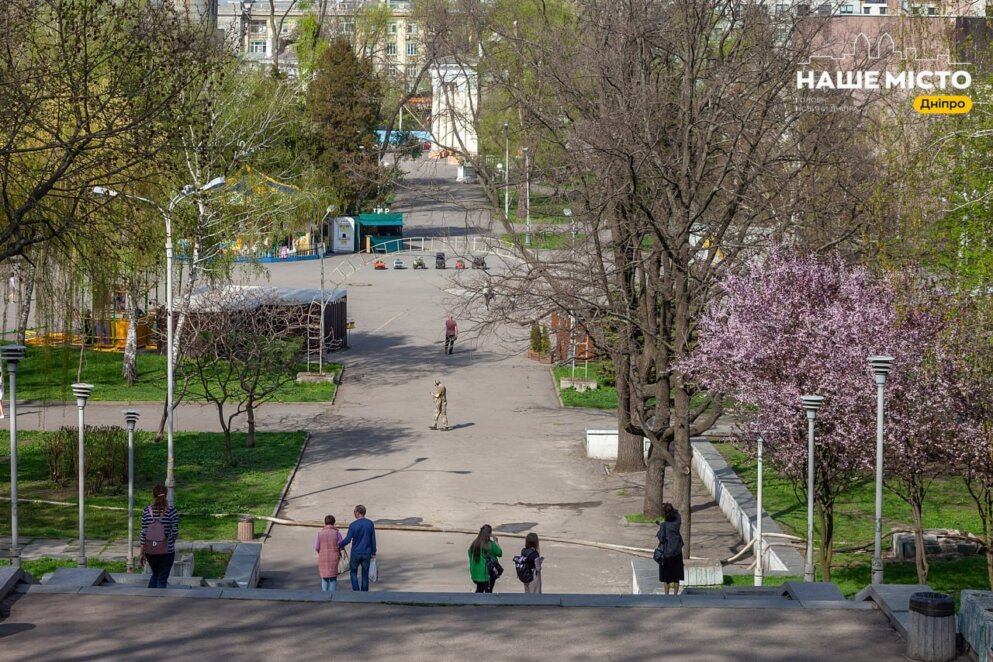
[615,360,645,472]
[911,498,930,584]
[16,262,35,344]
[155,402,167,443]
[642,446,666,519]
[986,529,993,590]
[817,500,835,582]
[246,403,256,448]
[218,406,233,466]
[668,377,693,554]
[122,294,138,385]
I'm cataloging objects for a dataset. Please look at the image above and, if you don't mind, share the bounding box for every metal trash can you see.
[907,591,957,662]
[435,252,446,269]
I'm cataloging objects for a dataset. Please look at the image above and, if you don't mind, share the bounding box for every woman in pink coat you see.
[315,514,343,591]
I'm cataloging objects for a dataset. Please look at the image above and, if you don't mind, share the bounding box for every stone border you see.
[222,543,262,588]
[264,431,313,541]
[691,439,805,575]
[959,590,993,661]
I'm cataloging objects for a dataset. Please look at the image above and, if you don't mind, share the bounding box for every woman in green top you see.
[468,524,503,593]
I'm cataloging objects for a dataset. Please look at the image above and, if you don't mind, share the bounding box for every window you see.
[863,6,871,12]
[816,3,830,15]
[388,22,397,34]
[879,6,887,13]
[407,22,418,34]
[406,64,418,80]
[342,21,355,34]
[386,42,397,56]
[775,3,788,12]
[251,20,267,34]
[249,40,267,53]
[732,5,742,19]
[406,42,417,56]
[841,4,853,12]
[928,6,937,13]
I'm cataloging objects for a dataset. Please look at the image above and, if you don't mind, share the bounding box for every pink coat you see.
[316,526,343,578]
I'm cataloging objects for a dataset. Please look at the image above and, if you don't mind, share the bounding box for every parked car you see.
[374,259,387,270]
[471,255,487,270]
[393,258,405,269]
[455,259,466,269]
[435,252,446,269]
[412,256,427,269]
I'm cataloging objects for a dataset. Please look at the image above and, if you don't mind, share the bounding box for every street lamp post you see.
[1,345,26,567]
[123,409,141,572]
[319,205,336,374]
[503,122,510,222]
[868,355,894,585]
[523,146,532,247]
[94,176,225,508]
[801,394,825,582]
[755,434,765,587]
[72,383,94,567]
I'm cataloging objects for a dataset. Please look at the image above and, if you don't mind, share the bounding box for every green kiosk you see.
[356,212,404,253]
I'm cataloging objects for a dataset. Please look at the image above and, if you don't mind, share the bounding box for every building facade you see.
[216,0,424,80]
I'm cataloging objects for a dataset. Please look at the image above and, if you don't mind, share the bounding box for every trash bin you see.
[435,252,446,269]
[237,516,255,542]
[907,591,956,662]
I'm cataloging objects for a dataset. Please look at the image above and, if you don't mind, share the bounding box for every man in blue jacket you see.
[340,504,377,591]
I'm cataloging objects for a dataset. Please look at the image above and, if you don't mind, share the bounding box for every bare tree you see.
[181,287,303,464]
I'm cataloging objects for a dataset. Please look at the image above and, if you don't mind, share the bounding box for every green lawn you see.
[14,346,339,402]
[552,365,617,409]
[500,232,585,250]
[715,442,990,601]
[0,430,306,541]
[502,192,575,224]
[0,550,232,580]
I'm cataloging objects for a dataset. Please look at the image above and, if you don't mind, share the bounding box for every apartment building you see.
[217,0,423,79]
[768,0,987,17]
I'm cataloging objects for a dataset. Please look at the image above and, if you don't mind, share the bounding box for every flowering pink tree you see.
[686,252,961,581]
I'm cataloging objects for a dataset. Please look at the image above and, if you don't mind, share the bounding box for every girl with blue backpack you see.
[514,532,543,593]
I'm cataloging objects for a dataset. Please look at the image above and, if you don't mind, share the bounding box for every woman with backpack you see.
[656,502,684,595]
[139,484,180,588]
[468,524,503,593]
[315,514,344,592]
[514,532,543,593]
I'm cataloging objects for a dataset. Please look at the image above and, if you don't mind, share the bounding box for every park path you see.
[255,159,744,593]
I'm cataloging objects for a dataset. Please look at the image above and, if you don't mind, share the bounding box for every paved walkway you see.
[252,159,744,593]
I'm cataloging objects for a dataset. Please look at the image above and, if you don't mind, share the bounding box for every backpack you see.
[143,510,168,555]
[513,548,537,584]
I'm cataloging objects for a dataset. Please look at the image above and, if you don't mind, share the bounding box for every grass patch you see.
[500,232,585,250]
[625,512,658,525]
[1,550,233,579]
[0,430,306,541]
[714,442,990,599]
[552,365,617,409]
[14,346,339,402]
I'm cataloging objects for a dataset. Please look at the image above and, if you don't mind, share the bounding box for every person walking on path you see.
[518,532,543,594]
[656,502,684,595]
[340,505,377,591]
[430,380,449,431]
[468,524,503,593]
[315,514,344,592]
[139,484,179,589]
[444,315,458,354]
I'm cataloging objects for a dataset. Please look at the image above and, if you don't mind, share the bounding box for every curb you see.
[549,366,565,408]
[264,431,313,541]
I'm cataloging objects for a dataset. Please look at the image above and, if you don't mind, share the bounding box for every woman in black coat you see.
[657,502,685,594]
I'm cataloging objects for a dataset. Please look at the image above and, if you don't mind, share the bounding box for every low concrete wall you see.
[223,543,262,588]
[691,439,804,575]
[960,590,993,661]
[584,429,647,461]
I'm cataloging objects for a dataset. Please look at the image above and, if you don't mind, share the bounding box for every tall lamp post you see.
[72,383,94,567]
[523,146,532,247]
[2,345,26,567]
[93,176,225,507]
[319,204,336,375]
[868,355,894,584]
[754,434,765,587]
[801,394,825,582]
[503,122,510,222]
[123,409,141,572]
